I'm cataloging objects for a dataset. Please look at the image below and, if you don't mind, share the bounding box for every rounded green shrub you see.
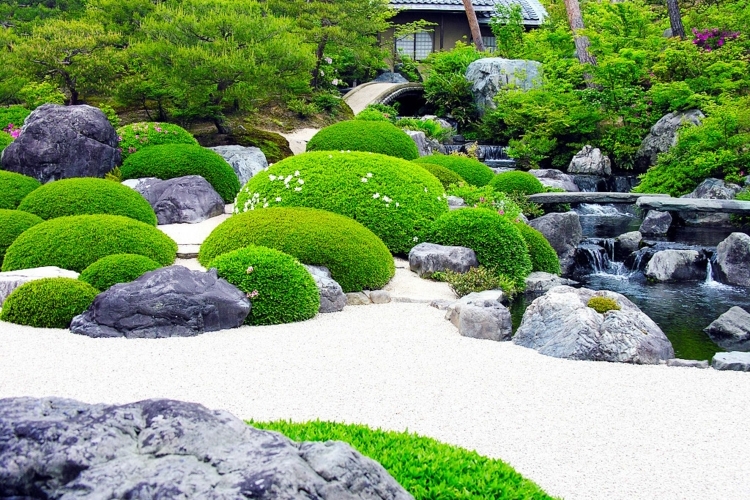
[0,131,12,153]
[79,253,163,291]
[426,208,532,288]
[587,296,621,314]
[209,245,319,326]
[121,144,240,203]
[199,207,394,292]
[0,105,31,131]
[417,162,466,189]
[234,151,448,254]
[0,277,99,328]
[116,121,198,160]
[489,171,545,196]
[306,120,419,160]
[0,170,41,210]
[17,177,157,225]
[515,223,561,275]
[0,209,43,267]
[2,214,177,273]
[414,155,495,187]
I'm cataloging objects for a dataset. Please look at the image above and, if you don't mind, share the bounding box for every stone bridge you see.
[343,82,424,115]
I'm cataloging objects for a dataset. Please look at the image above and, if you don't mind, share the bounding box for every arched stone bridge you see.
[343,82,424,115]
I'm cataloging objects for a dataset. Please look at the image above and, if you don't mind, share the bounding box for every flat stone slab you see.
[528,192,670,204]
[712,351,750,371]
[636,197,750,215]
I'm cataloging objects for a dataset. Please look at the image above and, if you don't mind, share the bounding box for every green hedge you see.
[0,106,31,131]
[489,171,545,196]
[2,214,177,273]
[414,155,495,187]
[0,210,43,268]
[235,151,448,254]
[250,420,554,500]
[199,207,393,292]
[417,162,466,189]
[306,120,420,160]
[79,253,163,291]
[426,208,532,288]
[0,277,99,328]
[17,177,158,225]
[515,223,561,275]
[0,171,41,210]
[117,122,198,160]
[209,246,319,326]
[0,131,12,153]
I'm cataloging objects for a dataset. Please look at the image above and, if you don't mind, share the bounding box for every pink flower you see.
[246,290,259,299]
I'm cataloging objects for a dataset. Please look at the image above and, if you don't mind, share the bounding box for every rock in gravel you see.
[666,359,710,369]
[209,145,268,187]
[0,397,414,500]
[711,351,750,371]
[528,212,583,276]
[128,175,225,224]
[639,210,672,235]
[70,266,250,338]
[513,286,675,364]
[644,249,707,282]
[445,290,512,341]
[0,267,79,306]
[714,232,750,287]
[408,243,478,278]
[704,306,750,352]
[567,145,612,176]
[305,265,346,313]
[524,272,578,294]
[614,231,642,261]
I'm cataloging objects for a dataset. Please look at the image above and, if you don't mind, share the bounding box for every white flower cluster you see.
[268,170,305,193]
[240,192,270,211]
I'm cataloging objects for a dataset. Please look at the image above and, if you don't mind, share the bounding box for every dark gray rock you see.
[405,130,433,157]
[705,306,750,352]
[209,145,268,187]
[529,169,579,192]
[528,212,583,276]
[567,145,612,176]
[0,104,121,183]
[70,266,250,338]
[0,397,413,500]
[666,359,709,369]
[128,175,225,224]
[715,232,750,287]
[614,231,642,261]
[644,249,707,282]
[679,178,742,226]
[465,58,543,114]
[408,243,478,278]
[571,174,608,192]
[635,109,704,172]
[374,71,409,83]
[447,196,466,210]
[305,265,346,313]
[513,286,674,363]
[524,272,578,293]
[445,290,512,341]
[639,210,672,235]
[711,351,750,371]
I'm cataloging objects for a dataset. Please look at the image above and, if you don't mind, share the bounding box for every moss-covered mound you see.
[0,170,41,210]
[2,214,177,273]
[426,208,532,288]
[121,144,240,203]
[306,120,419,160]
[232,126,294,164]
[117,122,198,160]
[414,155,495,187]
[588,296,621,314]
[0,209,43,267]
[0,131,12,153]
[79,253,163,291]
[17,177,157,225]
[417,162,466,189]
[209,246,319,326]
[0,105,31,131]
[515,223,561,275]
[199,207,394,292]
[490,171,545,196]
[235,151,448,254]
[0,277,99,328]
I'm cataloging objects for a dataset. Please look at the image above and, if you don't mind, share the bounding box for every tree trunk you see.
[563,0,596,66]
[213,115,231,135]
[311,34,329,90]
[461,0,485,52]
[666,0,686,39]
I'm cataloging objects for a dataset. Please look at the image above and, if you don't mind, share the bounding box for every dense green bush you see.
[515,223,561,275]
[199,207,394,293]
[445,184,525,219]
[417,162,466,189]
[0,131,12,153]
[116,122,198,160]
[0,171,41,210]
[0,209,43,267]
[395,117,452,142]
[79,253,162,291]
[414,154,495,187]
[209,246,319,326]
[121,144,240,203]
[489,171,545,196]
[17,177,157,225]
[587,296,621,314]
[0,106,31,131]
[306,120,419,160]
[0,277,99,328]
[2,214,177,273]
[426,208,533,288]
[250,420,554,500]
[235,151,448,254]
[433,266,518,299]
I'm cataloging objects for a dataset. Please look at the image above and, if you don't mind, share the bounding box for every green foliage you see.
[0,209,43,268]
[0,277,99,329]
[490,171,545,196]
[98,104,120,128]
[235,151,448,254]
[515,223,560,275]
[116,122,198,160]
[250,420,554,500]
[0,106,31,130]
[445,183,524,220]
[489,4,526,59]
[231,126,294,164]
[358,103,399,122]
[587,296,621,314]
[306,120,419,160]
[433,266,519,299]
[2,214,176,273]
[198,207,395,293]
[121,144,240,203]
[414,154,494,187]
[356,108,392,122]
[17,81,66,109]
[417,163,466,189]
[395,117,452,142]
[427,208,532,288]
[17,177,157,225]
[0,171,41,210]
[209,245,319,325]
[78,253,162,291]
[0,132,12,154]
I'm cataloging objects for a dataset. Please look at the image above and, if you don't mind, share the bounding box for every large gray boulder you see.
[465,58,543,114]
[70,266,250,338]
[513,286,674,363]
[524,272,578,293]
[0,104,121,183]
[679,178,743,226]
[614,231,642,261]
[445,290,512,341]
[0,267,79,306]
[704,306,750,352]
[711,351,750,371]
[635,109,704,172]
[126,175,224,224]
[405,130,434,157]
[0,397,413,500]
[715,232,750,287]
[644,249,707,282]
[209,145,268,186]
[567,145,612,176]
[408,243,478,278]
[528,212,583,276]
[529,169,579,192]
[639,210,672,235]
[305,265,346,313]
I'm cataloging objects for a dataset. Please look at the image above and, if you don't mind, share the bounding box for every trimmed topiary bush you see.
[587,296,621,314]
[199,207,394,292]
[515,223,561,275]
[306,120,420,160]
[0,277,99,328]
[0,170,41,210]
[79,253,163,291]
[0,131,12,153]
[489,171,545,196]
[0,209,43,267]
[2,214,177,273]
[417,162,466,189]
[426,208,532,288]
[117,122,198,160]
[414,154,495,187]
[0,105,31,131]
[121,144,240,203]
[17,177,157,225]
[209,245,319,326]
[235,151,448,254]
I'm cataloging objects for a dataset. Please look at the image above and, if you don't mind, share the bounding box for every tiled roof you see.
[389,0,546,24]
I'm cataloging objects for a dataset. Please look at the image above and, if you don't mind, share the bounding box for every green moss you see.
[199,207,393,293]
[414,154,495,187]
[0,278,99,329]
[587,296,621,314]
[209,246,319,325]
[17,177,157,225]
[306,120,420,160]
[121,144,240,203]
[515,223,561,275]
[489,171,545,196]
[0,106,31,131]
[2,214,176,273]
[116,122,198,161]
[0,171,41,210]
[79,253,162,291]
[0,210,43,267]
[232,126,294,164]
[235,151,448,255]
[417,162,466,189]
